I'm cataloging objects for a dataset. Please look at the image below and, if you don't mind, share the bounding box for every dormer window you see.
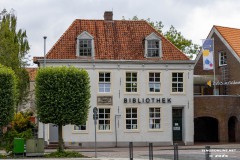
[79,39,92,56]
[148,40,160,57]
[76,31,94,57]
[145,32,162,58]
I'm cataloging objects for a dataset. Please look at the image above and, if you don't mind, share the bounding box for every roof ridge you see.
[214,25,240,31]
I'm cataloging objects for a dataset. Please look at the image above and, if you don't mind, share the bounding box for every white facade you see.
[38,60,194,147]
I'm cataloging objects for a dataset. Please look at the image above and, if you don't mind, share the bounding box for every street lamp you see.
[42,36,47,146]
[43,36,47,68]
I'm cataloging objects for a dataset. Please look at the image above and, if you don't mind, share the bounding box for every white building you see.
[35,11,194,147]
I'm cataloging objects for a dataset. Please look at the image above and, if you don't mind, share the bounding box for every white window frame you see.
[74,124,86,131]
[145,32,162,58]
[99,72,111,93]
[125,72,138,93]
[76,31,95,58]
[172,72,184,93]
[126,108,138,130]
[149,107,161,130]
[98,108,111,131]
[219,51,227,66]
[149,72,161,93]
[72,121,88,134]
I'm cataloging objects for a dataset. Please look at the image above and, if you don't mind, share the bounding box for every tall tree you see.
[0,64,17,129]
[0,9,30,107]
[35,66,91,151]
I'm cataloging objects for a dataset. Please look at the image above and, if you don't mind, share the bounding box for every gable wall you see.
[194,33,240,95]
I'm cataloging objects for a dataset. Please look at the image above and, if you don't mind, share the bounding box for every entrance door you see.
[172,109,183,141]
[49,123,58,142]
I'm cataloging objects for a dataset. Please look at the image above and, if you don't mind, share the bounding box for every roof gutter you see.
[36,59,195,65]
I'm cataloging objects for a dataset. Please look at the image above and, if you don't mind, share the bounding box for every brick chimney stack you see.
[104,11,113,21]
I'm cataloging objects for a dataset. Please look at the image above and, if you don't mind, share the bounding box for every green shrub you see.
[2,112,35,153]
[3,129,32,153]
[0,154,7,159]
[44,151,86,158]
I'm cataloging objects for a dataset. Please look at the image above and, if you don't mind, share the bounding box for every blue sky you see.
[1,0,240,66]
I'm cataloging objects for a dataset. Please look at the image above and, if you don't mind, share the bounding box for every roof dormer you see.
[144,32,162,58]
[76,31,95,58]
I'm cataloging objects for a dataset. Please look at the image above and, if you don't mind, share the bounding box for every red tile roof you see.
[214,25,240,57]
[35,19,189,62]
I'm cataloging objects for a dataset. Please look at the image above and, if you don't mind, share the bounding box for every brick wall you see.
[194,96,240,142]
[194,33,240,95]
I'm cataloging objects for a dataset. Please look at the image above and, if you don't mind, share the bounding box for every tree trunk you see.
[58,124,64,152]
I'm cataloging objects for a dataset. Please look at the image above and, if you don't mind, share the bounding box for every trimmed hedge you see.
[0,64,17,128]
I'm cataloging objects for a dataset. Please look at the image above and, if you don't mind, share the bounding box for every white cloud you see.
[1,0,240,64]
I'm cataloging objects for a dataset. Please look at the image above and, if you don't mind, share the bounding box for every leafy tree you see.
[0,64,17,129]
[35,66,91,151]
[0,9,30,107]
[164,25,200,59]
[131,16,200,58]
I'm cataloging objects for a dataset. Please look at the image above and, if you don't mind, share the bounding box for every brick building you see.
[34,11,194,147]
[194,26,240,142]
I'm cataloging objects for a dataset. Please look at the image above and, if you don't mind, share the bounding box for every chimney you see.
[104,11,113,21]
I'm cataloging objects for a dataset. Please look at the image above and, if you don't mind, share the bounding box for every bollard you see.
[129,142,133,160]
[174,143,178,160]
[205,146,211,160]
[149,143,153,160]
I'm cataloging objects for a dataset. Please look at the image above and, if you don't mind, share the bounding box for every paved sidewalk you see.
[1,143,240,160]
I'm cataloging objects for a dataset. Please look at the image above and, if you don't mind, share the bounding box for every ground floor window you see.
[126,108,138,130]
[149,108,161,129]
[98,108,111,130]
[74,123,86,131]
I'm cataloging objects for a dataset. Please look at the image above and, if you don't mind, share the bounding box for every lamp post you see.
[43,36,47,67]
[42,36,47,145]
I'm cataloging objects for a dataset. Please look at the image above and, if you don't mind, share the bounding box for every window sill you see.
[72,131,88,134]
[124,129,140,133]
[170,92,186,95]
[148,129,163,132]
[147,92,163,95]
[97,130,112,133]
[219,64,227,67]
[124,92,140,95]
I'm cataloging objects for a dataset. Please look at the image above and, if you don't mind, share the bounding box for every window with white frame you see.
[74,123,86,131]
[99,72,111,93]
[149,72,161,92]
[172,73,184,92]
[79,39,92,56]
[219,51,227,66]
[126,72,137,92]
[147,40,160,57]
[149,108,161,129]
[76,31,94,57]
[145,32,162,58]
[98,108,110,130]
[126,108,138,130]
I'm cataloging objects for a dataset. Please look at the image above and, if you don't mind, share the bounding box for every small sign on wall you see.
[97,96,113,105]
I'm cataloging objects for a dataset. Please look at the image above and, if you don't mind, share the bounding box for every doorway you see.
[172,109,183,142]
[194,117,218,142]
[49,123,58,142]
